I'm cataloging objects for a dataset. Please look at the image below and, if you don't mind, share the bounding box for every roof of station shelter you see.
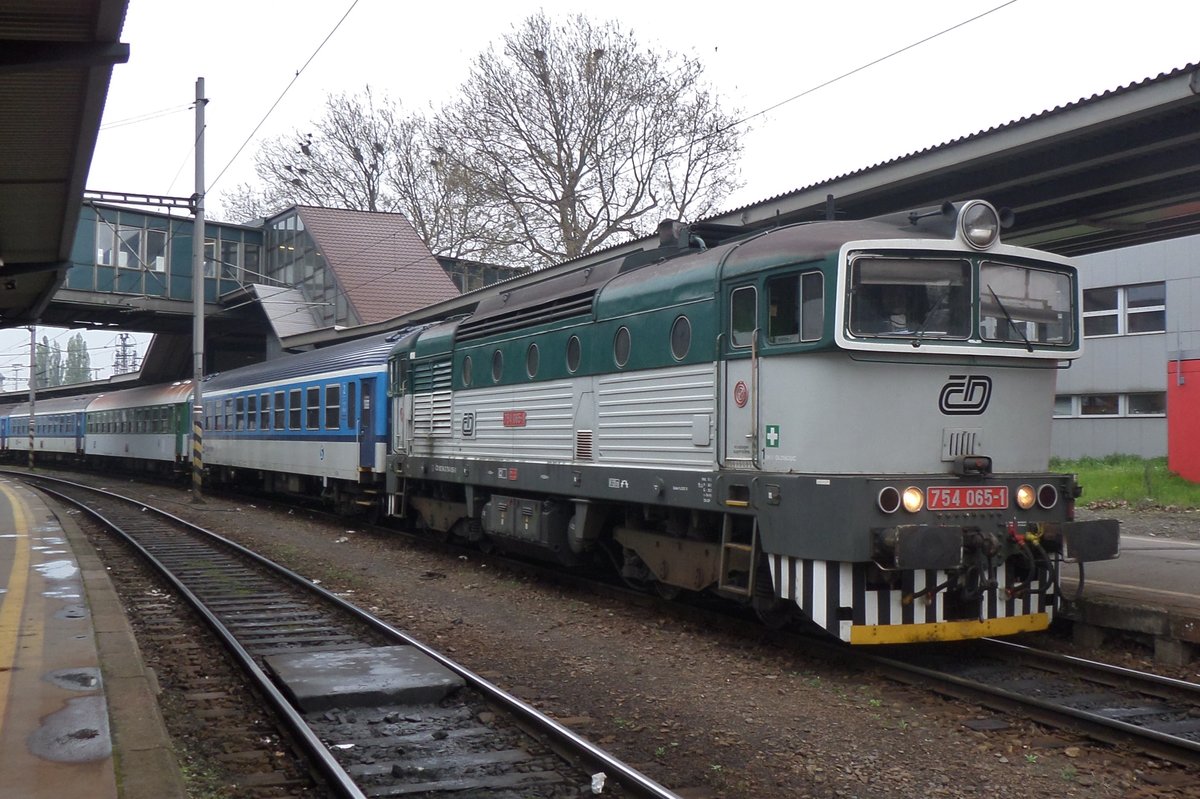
[281,206,460,325]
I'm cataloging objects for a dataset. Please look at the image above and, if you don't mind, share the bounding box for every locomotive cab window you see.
[980,262,1073,346]
[730,286,756,348]
[768,271,825,343]
[849,258,970,339]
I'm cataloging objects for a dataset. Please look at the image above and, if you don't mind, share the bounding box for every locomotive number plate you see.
[927,485,1009,510]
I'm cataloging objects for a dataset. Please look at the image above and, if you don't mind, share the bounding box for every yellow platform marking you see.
[849,612,1050,645]
[0,482,33,734]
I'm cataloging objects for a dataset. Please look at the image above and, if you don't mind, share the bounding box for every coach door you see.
[722,284,759,469]
[357,378,377,469]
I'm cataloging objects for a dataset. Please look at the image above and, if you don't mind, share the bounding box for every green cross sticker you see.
[765,424,781,448]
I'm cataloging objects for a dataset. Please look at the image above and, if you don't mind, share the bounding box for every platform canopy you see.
[0,0,128,326]
[718,63,1200,257]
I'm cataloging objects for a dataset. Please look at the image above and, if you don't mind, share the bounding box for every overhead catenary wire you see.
[208,0,361,194]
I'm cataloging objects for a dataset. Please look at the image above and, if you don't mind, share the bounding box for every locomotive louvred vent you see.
[575,429,594,460]
[457,289,597,343]
[941,427,982,461]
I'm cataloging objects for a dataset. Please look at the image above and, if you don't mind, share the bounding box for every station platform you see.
[0,475,183,799]
[1061,529,1200,667]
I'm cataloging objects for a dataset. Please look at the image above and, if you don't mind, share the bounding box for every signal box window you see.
[730,286,756,348]
[768,272,824,343]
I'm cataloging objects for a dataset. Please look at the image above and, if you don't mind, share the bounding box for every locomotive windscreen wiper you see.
[910,288,950,348]
[987,284,1034,352]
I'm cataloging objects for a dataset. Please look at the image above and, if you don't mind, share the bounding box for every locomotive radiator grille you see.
[574,429,593,460]
[941,427,983,461]
[768,555,1053,643]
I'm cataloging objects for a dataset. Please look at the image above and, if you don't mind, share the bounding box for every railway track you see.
[16,472,680,799]
[865,638,1200,768]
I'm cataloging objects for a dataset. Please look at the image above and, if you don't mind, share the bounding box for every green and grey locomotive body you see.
[386,200,1119,644]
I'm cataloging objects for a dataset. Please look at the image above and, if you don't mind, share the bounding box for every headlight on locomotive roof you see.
[1016,484,1036,510]
[902,486,924,513]
[959,200,1000,249]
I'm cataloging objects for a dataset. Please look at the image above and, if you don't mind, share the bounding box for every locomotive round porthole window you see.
[613,326,631,368]
[462,354,473,387]
[670,315,692,360]
[566,335,582,373]
[491,349,504,382]
[526,342,540,378]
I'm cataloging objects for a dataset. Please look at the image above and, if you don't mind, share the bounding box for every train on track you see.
[1,200,1120,644]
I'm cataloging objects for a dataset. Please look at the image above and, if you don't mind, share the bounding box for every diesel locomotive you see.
[384,200,1119,644]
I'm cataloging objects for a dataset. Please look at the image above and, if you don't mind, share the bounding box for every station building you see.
[1052,233,1200,479]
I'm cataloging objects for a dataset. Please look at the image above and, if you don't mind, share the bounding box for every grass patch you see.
[1050,455,1200,509]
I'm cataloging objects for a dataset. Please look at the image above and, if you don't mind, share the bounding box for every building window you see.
[1083,282,1165,337]
[1080,394,1119,416]
[1056,392,1166,418]
[1127,393,1166,416]
[95,214,168,272]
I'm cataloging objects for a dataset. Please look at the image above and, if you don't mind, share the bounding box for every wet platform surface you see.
[0,476,183,799]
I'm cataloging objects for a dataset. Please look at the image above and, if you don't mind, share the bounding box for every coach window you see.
[289,389,301,429]
[613,326,631,368]
[566,335,582,373]
[260,393,270,430]
[491,349,503,383]
[730,286,756,348]
[235,396,245,431]
[275,391,286,429]
[462,354,473,387]
[224,399,234,431]
[306,387,321,429]
[526,343,539,378]
[325,384,340,429]
[347,383,357,430]
[670,315,691,360]
[247,395,258,431]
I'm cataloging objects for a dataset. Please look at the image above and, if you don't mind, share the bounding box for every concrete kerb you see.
[50,497,188,799]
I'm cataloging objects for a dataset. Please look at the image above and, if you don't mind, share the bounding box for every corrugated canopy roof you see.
[0,0,129,326]
[290,206,460,325]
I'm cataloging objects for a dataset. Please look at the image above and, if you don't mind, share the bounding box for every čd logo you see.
[939,375,991,415]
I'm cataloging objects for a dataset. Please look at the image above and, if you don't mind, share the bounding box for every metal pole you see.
[191,77,207,502]
[27,324,35,470]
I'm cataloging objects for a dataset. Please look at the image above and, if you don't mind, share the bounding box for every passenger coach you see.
[201,332,396,512]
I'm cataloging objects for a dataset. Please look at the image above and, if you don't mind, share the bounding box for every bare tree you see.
[436,12,743,266]
[215,89,506,261]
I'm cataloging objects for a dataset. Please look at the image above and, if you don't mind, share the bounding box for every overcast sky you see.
[3,0,1199,388]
